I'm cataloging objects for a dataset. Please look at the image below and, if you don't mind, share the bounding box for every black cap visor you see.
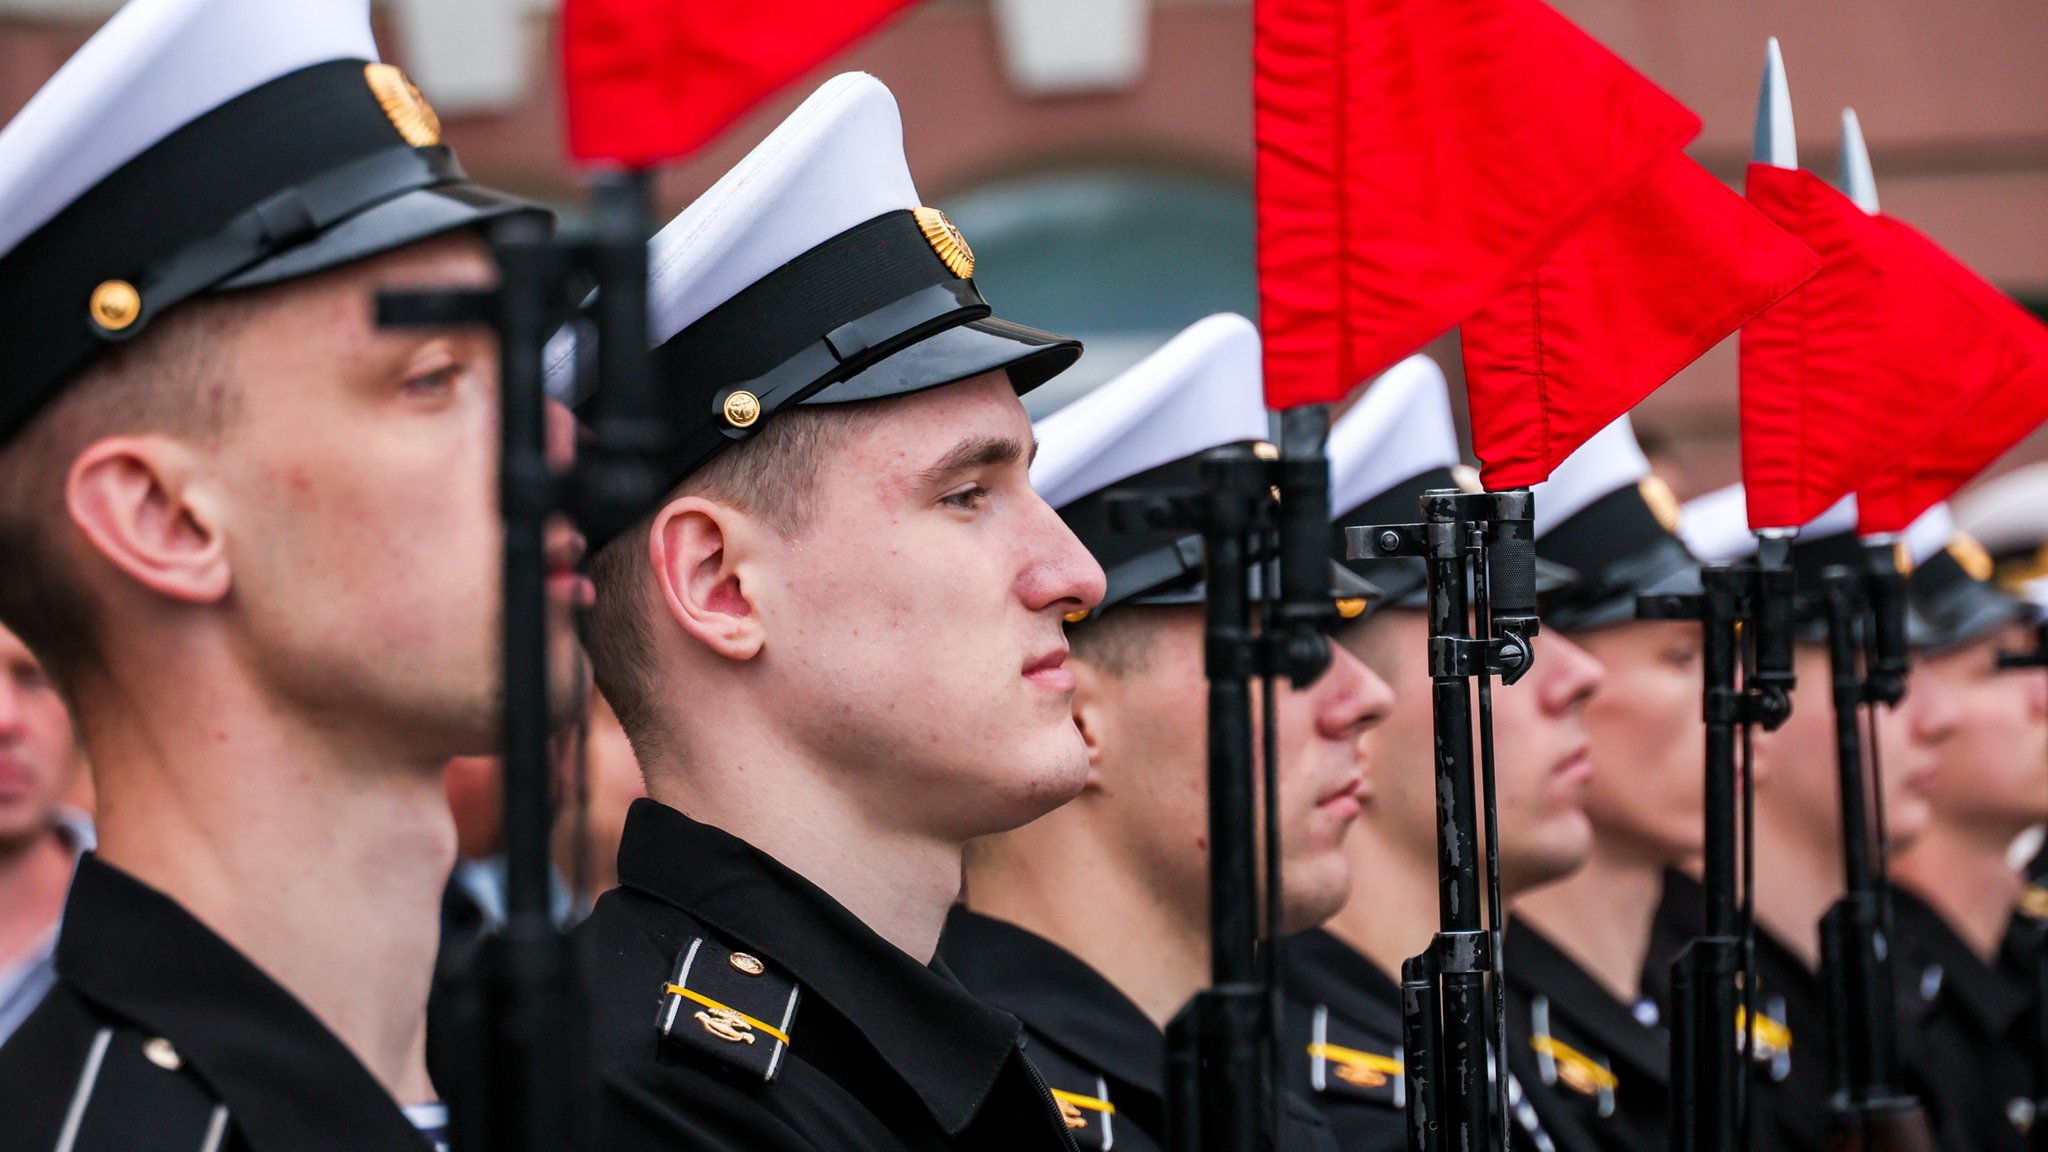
[220,180,543,290]
[807,316,1081,405]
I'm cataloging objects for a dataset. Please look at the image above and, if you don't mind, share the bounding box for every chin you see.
[1281,862,1353,933]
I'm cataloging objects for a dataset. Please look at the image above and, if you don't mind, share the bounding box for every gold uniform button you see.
[723,390,762,428]
[1064,609,1091,624]
[729,952,765,976]
[142,1036,182,1071]
[89,280,141,331]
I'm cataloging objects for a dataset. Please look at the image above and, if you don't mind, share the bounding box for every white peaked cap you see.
[545,72,921,391]
[1679,483,1859,564]
[1531,415,1651,538]
[1030,314,1265,510]
[0,0,377,261]
[1328,355,1459,515]
[650,73,916,345]
[1900,504,1956,567]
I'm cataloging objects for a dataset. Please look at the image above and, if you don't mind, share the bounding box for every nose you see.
[1906,672,1959,748]
[1317,641,1395,741]
[1020,492,1106,617]
[1537,631,1605,714]
[545,398,578,470]
[0,673,25,744]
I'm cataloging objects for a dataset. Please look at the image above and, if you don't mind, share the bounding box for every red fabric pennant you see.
[563,0,917,167]
[1253,0,1699,410]
[1461,154,1820,489]
[1856,220,2048,533]
[1739,165,2032,530]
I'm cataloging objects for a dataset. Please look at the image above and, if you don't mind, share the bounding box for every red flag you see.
[563,0,918,167]
[1253,0,1698,410]
[1856,219,2048,533]
[1739,164,2033,530]
[1461,154,1820,489]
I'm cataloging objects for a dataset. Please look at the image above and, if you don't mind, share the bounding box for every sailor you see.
[1505,415,1705,1152]
[568,73,1103,1151]
[1886,507,2042,1152]
[1282,355,1606,1152]
[1649,488,1961,1152]
[938,313,1390,1152]
[0,0,556,1149]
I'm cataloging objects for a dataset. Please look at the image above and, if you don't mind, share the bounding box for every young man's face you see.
[1914,623,2048,841]
[1071,606,1392,934]
[1572,619,1707,867]
[207,234,584,758]
[0,622,78,849]
[749,372,1105,841]
[1346,610,1603,898]
[1759,642,1954,854]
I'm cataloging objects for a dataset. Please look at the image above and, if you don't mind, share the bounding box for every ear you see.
[648,496,767,662]
[66,435,230,606]
[1069,659,1111,789]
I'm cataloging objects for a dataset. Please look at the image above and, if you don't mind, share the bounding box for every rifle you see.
[1347,486,1540,1152]
[1638,538,1798,1152]
[1813,550,1935,1152]
[1123,410,1338,1152]
[376,172,668,1152]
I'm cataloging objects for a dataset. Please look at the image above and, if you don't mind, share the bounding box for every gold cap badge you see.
[365,63,442,148]
[1639,475,1682,534]
[89,280,141,332]
[1948,533,1995,583]
[722,390,762,429]
[913,206,975,279]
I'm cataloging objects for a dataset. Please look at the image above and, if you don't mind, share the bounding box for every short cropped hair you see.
[584,401,882,761]
[0,295,252,689]
[1066,604,1172,679]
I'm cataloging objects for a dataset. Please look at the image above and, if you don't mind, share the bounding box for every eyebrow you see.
[918,433,1029,487]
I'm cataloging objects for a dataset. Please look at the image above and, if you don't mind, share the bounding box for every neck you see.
[76,657,453,1105]
[1891,821,2025,963]
[1752,805,1842,971]
[649,708,962,964]
[1324,828,1444,981]
[965,817,1209,1029]
[0,820,76,970]
[1511,840,1666,1002]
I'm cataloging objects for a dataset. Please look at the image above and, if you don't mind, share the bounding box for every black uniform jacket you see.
[1503,921,1670,1152]
[939,907,1168,1151]
[0,855,433,1152]
[1280,927,1599,1152]
[939,907,1342,1152]
[1890,884,2034,1152]
[575,799,1078,1152]
[1646,870,1824,1152]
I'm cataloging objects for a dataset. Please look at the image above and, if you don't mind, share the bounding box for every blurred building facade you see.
[6,0,2047,498]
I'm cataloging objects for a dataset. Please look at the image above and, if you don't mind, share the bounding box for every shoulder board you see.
[63,1026,232,1152]
[1019,1037,1119,1151]
[1304,1002,1404,1108]
[1526,994,1618,1117]
[655,935,800,1083]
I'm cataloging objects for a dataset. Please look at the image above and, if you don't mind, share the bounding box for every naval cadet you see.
[939,313,1391,1152]
[1281,356,1606,1152]
[1647,489,1961,1152]
[569,73,1103,1151]
[1887,511,2042,1152]
[1504,415,1705,1152]
[0,0,564,1149]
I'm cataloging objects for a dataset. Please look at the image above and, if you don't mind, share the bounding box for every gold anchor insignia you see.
[364,63,442,147]
[696,1005,758,1044]
[1334,1061,1389,1089]
[913,207,975,279]
[1057,1096,1088,1129]
[723,390,762,428]
[1555,1058,1601,1096]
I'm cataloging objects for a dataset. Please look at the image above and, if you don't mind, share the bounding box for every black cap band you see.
[1536,484,1699,631]
[0,59,502,444]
